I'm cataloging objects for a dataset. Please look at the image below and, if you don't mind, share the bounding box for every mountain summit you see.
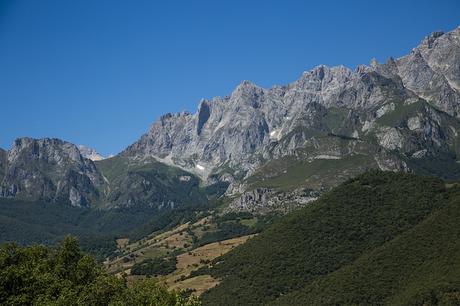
[78,145,105,161]
[122,26,460,190]
[0,138,104,207]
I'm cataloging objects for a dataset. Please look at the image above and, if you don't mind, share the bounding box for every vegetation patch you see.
[375,99,424,127]
[0,236,201,305]
[162,235,255,296]
[404,150,460,181]
[271,184,460,305]
[248,153,376,191]
[201,171,456,306]
[131,256,177,276]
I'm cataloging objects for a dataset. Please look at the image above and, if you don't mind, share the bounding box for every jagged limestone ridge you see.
[122,26,460,184]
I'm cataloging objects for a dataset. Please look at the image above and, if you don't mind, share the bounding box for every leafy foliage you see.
[201,171,457,305]
[0,148,6,181]
[0,236,201,306]
[405,150,460,181]
[194,222,254,247]
[131,256,177,276]
[190,212,279,248]
[271,185,460,306]
[112,278,200,306]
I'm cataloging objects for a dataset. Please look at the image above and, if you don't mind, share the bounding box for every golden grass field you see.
[162,235,255,295]
[105,215,255,296]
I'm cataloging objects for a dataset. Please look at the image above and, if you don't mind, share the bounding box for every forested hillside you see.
[271,185,460,305]
[199,171,460,305]
[0,197,214,260]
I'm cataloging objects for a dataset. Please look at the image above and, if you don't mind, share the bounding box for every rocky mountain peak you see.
[121,24,460,188]
[396,25,460,116]
[422,31,445,48]
[231,81,264,106]
[298,65,354,89]
[8,137,82,164]
[370,58,379,69]
[1,137,104,207]
[197,100,211,135]
[77,145,105,161]
[236,80,258,90]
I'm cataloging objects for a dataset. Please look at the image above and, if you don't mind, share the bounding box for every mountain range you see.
[1,25,460,212]
[1,23,460,306]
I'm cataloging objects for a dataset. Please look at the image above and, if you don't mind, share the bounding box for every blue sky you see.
[1,0,459,156]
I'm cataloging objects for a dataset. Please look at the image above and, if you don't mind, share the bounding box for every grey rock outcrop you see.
[227,188,320,214]
[0,138,104,207]
[78,145,105,161]
[396,28,460,116]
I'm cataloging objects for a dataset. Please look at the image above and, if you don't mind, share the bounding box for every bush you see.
[130,257,177,276]
[0,236,200,306]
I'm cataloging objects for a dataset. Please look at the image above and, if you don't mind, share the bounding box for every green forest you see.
[200,171,460,305]
[0,236,201,306]
[0,197,215,260]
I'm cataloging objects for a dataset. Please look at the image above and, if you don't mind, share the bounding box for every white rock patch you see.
[407,116,422,131]
[269,129,281,140]
[362,120,374,132]
[412,149,427,159]
[404,97,419,105]
[314,155,341,160]
[376,127,404,150]
[376,103,395,118]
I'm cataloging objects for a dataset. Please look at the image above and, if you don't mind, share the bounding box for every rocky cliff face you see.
[0,138,104,207]
[77,145,105,161]
[396,30,460,117]
[227,188,319,214]
[122,26,460,190]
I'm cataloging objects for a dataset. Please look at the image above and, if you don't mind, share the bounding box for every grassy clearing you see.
[169,275,220,296]
[239,218,257,227]
[116,238,129,249]
[161,235,255,295]
[375,100,423,127]
[106,221,196,274]
[105,212,256,297]
[105,213,255,282]
[248,153,376,191]
[175,235,255,271]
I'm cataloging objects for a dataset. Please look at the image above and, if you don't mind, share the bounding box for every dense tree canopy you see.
[201,171,460,305]
[0,236,201,306]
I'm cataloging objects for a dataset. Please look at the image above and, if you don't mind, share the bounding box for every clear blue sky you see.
[1,0,459,156]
